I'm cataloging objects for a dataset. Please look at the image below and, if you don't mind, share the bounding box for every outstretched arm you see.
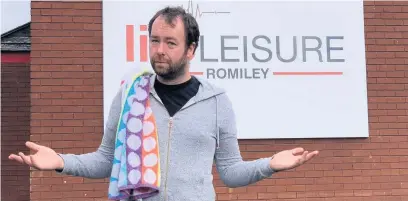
[57,89,122,179]
[214,93,275,188]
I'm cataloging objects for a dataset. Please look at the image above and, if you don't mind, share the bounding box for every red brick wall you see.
[30,2,105,201]
[1,57,31,201]
[30,1,408,201]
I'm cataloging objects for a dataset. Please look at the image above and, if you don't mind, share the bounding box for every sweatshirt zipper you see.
[164,117,173,201]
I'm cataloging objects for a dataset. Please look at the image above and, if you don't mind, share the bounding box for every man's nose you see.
[157,42,165,54]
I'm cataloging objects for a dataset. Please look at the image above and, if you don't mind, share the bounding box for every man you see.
[9,6,319,201]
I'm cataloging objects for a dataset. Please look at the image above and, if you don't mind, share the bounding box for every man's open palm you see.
[8,141,64,170]
[269,147,319,171]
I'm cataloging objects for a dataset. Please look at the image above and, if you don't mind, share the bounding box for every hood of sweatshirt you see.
[147,73,226,104]
[146,73,226,148]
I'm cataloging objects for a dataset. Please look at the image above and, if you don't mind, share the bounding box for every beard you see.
[150,53,188,81]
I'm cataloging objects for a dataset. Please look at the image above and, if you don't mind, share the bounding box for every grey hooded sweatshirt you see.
[58,74,275,201]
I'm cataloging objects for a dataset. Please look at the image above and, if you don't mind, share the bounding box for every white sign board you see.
[102,0,369,139]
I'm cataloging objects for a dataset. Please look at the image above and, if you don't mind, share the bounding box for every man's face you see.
[149,15,195,80]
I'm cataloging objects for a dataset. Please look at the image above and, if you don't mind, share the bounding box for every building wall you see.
[1,52,31,201]
[30,1,408,201]
[29,1,105,201]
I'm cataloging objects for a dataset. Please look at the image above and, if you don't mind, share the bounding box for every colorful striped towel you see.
[108,71,160,200]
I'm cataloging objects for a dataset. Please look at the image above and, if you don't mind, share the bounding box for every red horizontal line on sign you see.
[190,71,204,75]
[273,72,343,75]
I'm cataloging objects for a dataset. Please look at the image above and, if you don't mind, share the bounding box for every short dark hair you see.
[148,6,200,54]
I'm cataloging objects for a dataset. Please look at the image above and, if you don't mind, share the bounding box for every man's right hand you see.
[8,141,64,171]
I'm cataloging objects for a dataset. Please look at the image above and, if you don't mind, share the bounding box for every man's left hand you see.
[269,147,319,171]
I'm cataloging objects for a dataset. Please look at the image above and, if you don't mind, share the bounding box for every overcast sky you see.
[1,0,31,34]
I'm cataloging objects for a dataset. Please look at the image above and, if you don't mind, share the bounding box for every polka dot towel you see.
[108,72,160,200]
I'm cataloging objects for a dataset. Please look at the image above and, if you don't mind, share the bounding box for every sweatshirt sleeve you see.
[214,93,276,188]
[56,89,122,179]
